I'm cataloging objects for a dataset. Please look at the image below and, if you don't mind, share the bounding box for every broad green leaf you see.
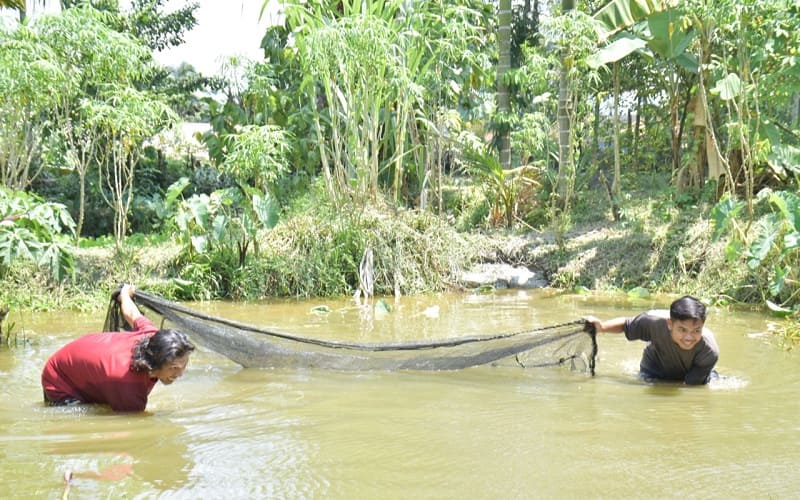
[165,177,191,207]
[587,34,648,68]
[191,235,208,254]
[311,305,331,314]
[769,190,800,232]
[768,266,787,298]
[768,145,800,176]
[709,196,745,241]
[746,220,779,268]
[253,193,279,229]
[211,215,228,244]
[710,73,742,101]
[784,232,800,251]
[646,9,695,60]
[673,52,699,73]
[724,240,743,263]
[174,209,192,232]
[766,300,793,318]
[186,194,212,228]
[593,0,668,42]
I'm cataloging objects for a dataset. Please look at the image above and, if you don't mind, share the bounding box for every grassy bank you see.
[0,173,778,329]
[1,194,739,305]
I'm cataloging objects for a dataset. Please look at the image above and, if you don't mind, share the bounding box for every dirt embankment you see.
[65,211,729,302]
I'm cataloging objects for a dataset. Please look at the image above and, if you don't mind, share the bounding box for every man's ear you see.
[666,318,673,331]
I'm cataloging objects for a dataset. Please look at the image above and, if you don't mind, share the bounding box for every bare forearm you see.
[585,316,627,334]
[119,284,142,327]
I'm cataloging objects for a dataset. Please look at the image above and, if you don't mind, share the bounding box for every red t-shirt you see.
[41,317,160,412]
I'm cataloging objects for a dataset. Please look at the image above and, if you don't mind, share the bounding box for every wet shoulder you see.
[644,309,670,320]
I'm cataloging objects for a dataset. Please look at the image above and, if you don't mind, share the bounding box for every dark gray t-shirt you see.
[624,310,719,385]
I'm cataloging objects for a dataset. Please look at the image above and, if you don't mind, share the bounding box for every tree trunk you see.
[633,94,642,166]
[553,0,575,242]
[76,171,85,244]
[611,61,621,220]
[497,0,512,172]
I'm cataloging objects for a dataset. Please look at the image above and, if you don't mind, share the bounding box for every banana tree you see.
[588,1,700,201]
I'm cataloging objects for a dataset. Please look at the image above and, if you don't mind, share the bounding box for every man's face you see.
[668,318,705,351]
[151,354,190,385]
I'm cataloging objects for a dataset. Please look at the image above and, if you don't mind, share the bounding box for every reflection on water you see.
[1,290,798,498]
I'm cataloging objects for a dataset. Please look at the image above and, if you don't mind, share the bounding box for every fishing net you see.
[105,291,597,374]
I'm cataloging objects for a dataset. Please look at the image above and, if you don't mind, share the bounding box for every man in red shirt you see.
[41,284,195,412]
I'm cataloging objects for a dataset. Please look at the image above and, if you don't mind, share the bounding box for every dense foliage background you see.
[0,0,798,340]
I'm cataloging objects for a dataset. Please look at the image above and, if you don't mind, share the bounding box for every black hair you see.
[131,329,195,372]
[669,295,707,322]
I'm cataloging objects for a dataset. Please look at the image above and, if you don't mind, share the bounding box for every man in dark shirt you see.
[585,295,719,385]
[41,284,195,411]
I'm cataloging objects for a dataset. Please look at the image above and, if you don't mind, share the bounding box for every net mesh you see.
[105,291,597,374]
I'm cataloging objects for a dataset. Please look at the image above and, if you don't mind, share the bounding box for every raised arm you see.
[584,316,627,334]
[119,284,143,328]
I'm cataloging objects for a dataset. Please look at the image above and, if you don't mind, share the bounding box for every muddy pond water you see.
[1,289,797,498]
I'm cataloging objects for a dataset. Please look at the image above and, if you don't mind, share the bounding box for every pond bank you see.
[0,203,742,312]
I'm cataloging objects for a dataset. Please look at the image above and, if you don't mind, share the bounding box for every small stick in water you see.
[62,470,73,500]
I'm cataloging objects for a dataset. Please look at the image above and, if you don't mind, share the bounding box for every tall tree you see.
[263,0,493,210]
[553,0,575,244]
[33,4,157,240]
[496,0,512,171]
[86,86,177,247]
[0,25,69,190]
[124,0,199,52]
[587,0,670,215]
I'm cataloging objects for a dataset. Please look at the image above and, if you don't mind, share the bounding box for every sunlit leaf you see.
[593,0,668,42]
[724,240,743,263]
[587,34,648,68]
[191,235,208,254]
[646,9,696,61]
[768,266,787,298]
[710,195,745,241]
[784,232,800,251]
[769,190,800,232]
[746,219,780,268]
[253,193,279,230]
[211,215,227,244]
[165,177,191,207]
[711,73,742,101]
[765,300,793,318]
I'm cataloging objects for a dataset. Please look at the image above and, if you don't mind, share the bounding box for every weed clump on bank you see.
[234,205,479,299]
